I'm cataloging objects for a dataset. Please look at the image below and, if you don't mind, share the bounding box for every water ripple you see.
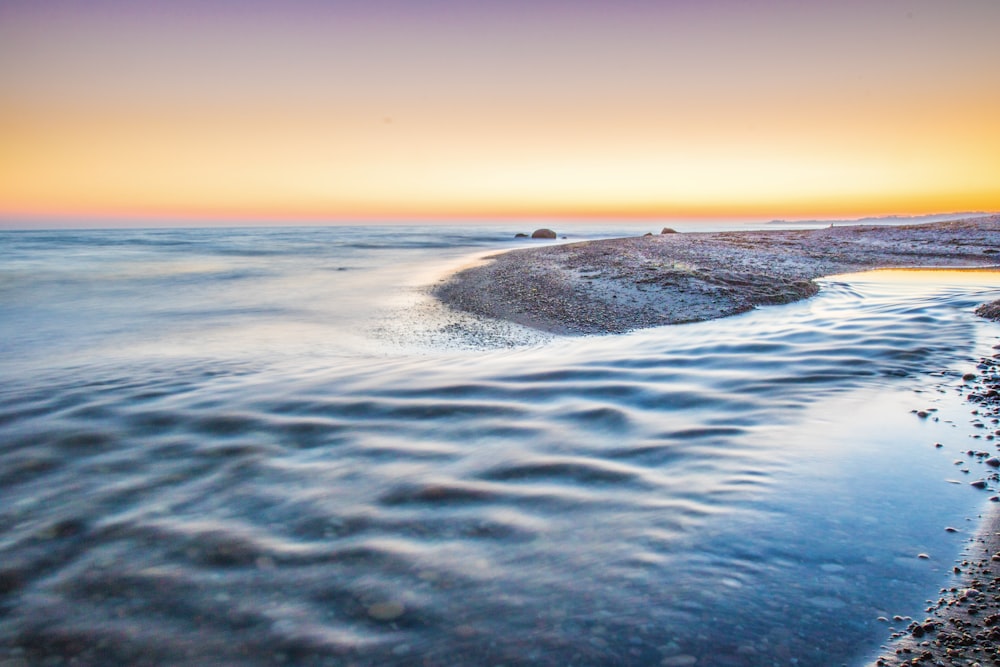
[1,261,998,666]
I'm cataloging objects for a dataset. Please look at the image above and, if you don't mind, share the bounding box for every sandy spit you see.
[433,215,1000,335]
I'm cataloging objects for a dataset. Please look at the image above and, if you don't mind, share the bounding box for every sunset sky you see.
[1,0,998,225]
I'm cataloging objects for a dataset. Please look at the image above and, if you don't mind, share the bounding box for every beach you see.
[435,216,1000,664]
[434,215,1000,335]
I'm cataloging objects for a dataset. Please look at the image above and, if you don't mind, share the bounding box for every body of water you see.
[1,224,998,666]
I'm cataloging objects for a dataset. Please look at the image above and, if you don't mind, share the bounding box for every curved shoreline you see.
[433,216,999,335]
[434,216,1000,664]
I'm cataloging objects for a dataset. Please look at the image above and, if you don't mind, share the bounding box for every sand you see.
[434,215,1000,335]
[434,214,1000,664]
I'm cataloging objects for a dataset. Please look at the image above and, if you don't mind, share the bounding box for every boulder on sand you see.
[661,227,678,234]
[531,229,557,239]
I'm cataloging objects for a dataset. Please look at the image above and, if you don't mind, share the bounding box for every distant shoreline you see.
[766,211,996,227]
[434,215,1000,335]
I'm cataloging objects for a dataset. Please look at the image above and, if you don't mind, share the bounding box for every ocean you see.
[1,223,998,666]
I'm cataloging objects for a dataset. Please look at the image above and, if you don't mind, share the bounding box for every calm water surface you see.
[1,225,998,666]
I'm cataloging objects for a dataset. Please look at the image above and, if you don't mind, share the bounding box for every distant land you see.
[767,212,996,226]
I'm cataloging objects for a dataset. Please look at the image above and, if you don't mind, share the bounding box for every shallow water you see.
[1,226,998,666]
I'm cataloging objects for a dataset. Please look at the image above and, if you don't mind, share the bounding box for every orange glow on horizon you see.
[2,2,999,226]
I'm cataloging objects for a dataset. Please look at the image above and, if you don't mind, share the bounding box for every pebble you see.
[876,348,1000,665]
[367,600,406,621]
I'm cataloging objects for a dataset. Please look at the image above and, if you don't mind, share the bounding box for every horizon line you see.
[1,209,995,231]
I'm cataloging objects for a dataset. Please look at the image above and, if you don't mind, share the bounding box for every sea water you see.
[1,224,998,666]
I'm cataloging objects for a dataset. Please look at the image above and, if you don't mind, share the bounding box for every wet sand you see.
[434,215,999,335]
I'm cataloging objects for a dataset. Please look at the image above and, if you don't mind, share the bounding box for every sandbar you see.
[434,215,999,335]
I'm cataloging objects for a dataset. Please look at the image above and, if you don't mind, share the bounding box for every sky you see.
[1,0,999,225]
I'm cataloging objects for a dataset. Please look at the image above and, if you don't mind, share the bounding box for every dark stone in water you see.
[514,233,529,238]
[531,228,557,239]
[0,568,24,595]
[976,299,1000,321]
[367,600,405,621]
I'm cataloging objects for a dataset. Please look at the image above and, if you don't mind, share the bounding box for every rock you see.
[367,600,405,621]
[975,299,1000,321]
[514,233,529,238]
[971,479,988,489]
[661,227,678,234]
[531,228,557,239]
[986,457,1000,467]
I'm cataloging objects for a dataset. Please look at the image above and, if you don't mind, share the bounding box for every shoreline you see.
[433,215,1000,335]
[434,216,1000,664]
[869,341,1000,665]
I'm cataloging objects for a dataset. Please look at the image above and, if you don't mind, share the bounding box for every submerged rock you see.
[531,228,557,239]
[367,600,406,621]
